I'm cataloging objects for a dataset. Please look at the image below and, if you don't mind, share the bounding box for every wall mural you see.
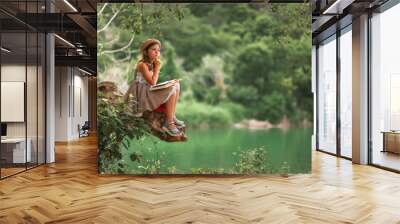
[97,3,312,175]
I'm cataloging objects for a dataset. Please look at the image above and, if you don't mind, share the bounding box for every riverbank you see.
[233,117,312,130]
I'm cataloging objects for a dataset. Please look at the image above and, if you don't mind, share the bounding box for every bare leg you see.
[165,90,177,124]
[173,82,180,116]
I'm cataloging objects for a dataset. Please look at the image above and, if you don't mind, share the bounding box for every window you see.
[371,3,400,171]
[339,26,352,158]
[0,1,46,179]
[317,35,337,154]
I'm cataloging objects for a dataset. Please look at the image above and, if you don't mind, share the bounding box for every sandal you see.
[174,117,185,127]
[162,121,181,137]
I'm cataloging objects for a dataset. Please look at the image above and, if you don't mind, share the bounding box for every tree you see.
[159,42,181,82]
[97,3,184,81]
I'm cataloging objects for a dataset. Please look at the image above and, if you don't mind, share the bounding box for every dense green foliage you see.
[98,3,311,127]
[97,94,150,173]
[233,146,270,174]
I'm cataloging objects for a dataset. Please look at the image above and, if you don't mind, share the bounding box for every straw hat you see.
[140,38,161,54]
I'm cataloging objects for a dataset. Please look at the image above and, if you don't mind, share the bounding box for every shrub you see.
[176,101,233,128]
[97,93,150,173]
[218,101,247,121]
[233,146,270,174]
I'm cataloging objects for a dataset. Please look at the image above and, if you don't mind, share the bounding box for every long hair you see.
[139,41,161,71]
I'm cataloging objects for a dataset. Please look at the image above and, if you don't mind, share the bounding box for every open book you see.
[149,79,181,91]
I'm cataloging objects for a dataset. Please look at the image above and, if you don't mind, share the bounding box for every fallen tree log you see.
[98,81,187,142]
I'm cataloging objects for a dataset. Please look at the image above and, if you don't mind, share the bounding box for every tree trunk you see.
[98,81,187,142]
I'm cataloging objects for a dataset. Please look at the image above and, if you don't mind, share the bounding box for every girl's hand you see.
[154,59,161,69]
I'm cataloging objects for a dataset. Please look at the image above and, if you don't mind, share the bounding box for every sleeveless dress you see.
[125,70,177,114]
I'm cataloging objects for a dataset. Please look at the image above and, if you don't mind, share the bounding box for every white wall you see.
[1,65,26,138]
[1,65,40,137]
[55,67,89,141]
[55,66,69,141]
[1,65,25,81]
[72,73,89,138]
[1,63,46,164]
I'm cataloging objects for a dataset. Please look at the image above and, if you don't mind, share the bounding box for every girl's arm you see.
[137,62,159,85]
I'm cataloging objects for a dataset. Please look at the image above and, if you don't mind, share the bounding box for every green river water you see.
[122,128,312,174]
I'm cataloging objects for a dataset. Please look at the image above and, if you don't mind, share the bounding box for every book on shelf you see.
[149,79,181,91]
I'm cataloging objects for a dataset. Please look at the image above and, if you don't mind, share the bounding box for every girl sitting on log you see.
[128,38,184,137]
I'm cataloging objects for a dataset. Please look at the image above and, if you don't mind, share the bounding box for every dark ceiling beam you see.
[55,47,96,56]
[312,14,352,44]
[155,0,306,2]
[66,13,96,45]
[97,0,307,2]
[52,0,78,13]
[311,0,388,42]
[3,12,95,47]
[0,8,38,31]
[78,66,97,76]
[0,18,27,31]
[86,0,97,11]
[1,56,43,64]
[55,55,97,73]
[54,0,97,45]
[13,13,82,32]
[312,15,335,33]
[323,0,355,14]
[55,55,96,66]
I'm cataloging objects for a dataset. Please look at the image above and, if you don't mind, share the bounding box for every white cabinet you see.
[1,138,32,163]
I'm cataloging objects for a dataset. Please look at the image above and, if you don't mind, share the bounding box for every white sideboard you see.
[1,138,32,163]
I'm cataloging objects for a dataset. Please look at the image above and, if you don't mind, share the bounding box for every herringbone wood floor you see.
[1,135,400,224]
